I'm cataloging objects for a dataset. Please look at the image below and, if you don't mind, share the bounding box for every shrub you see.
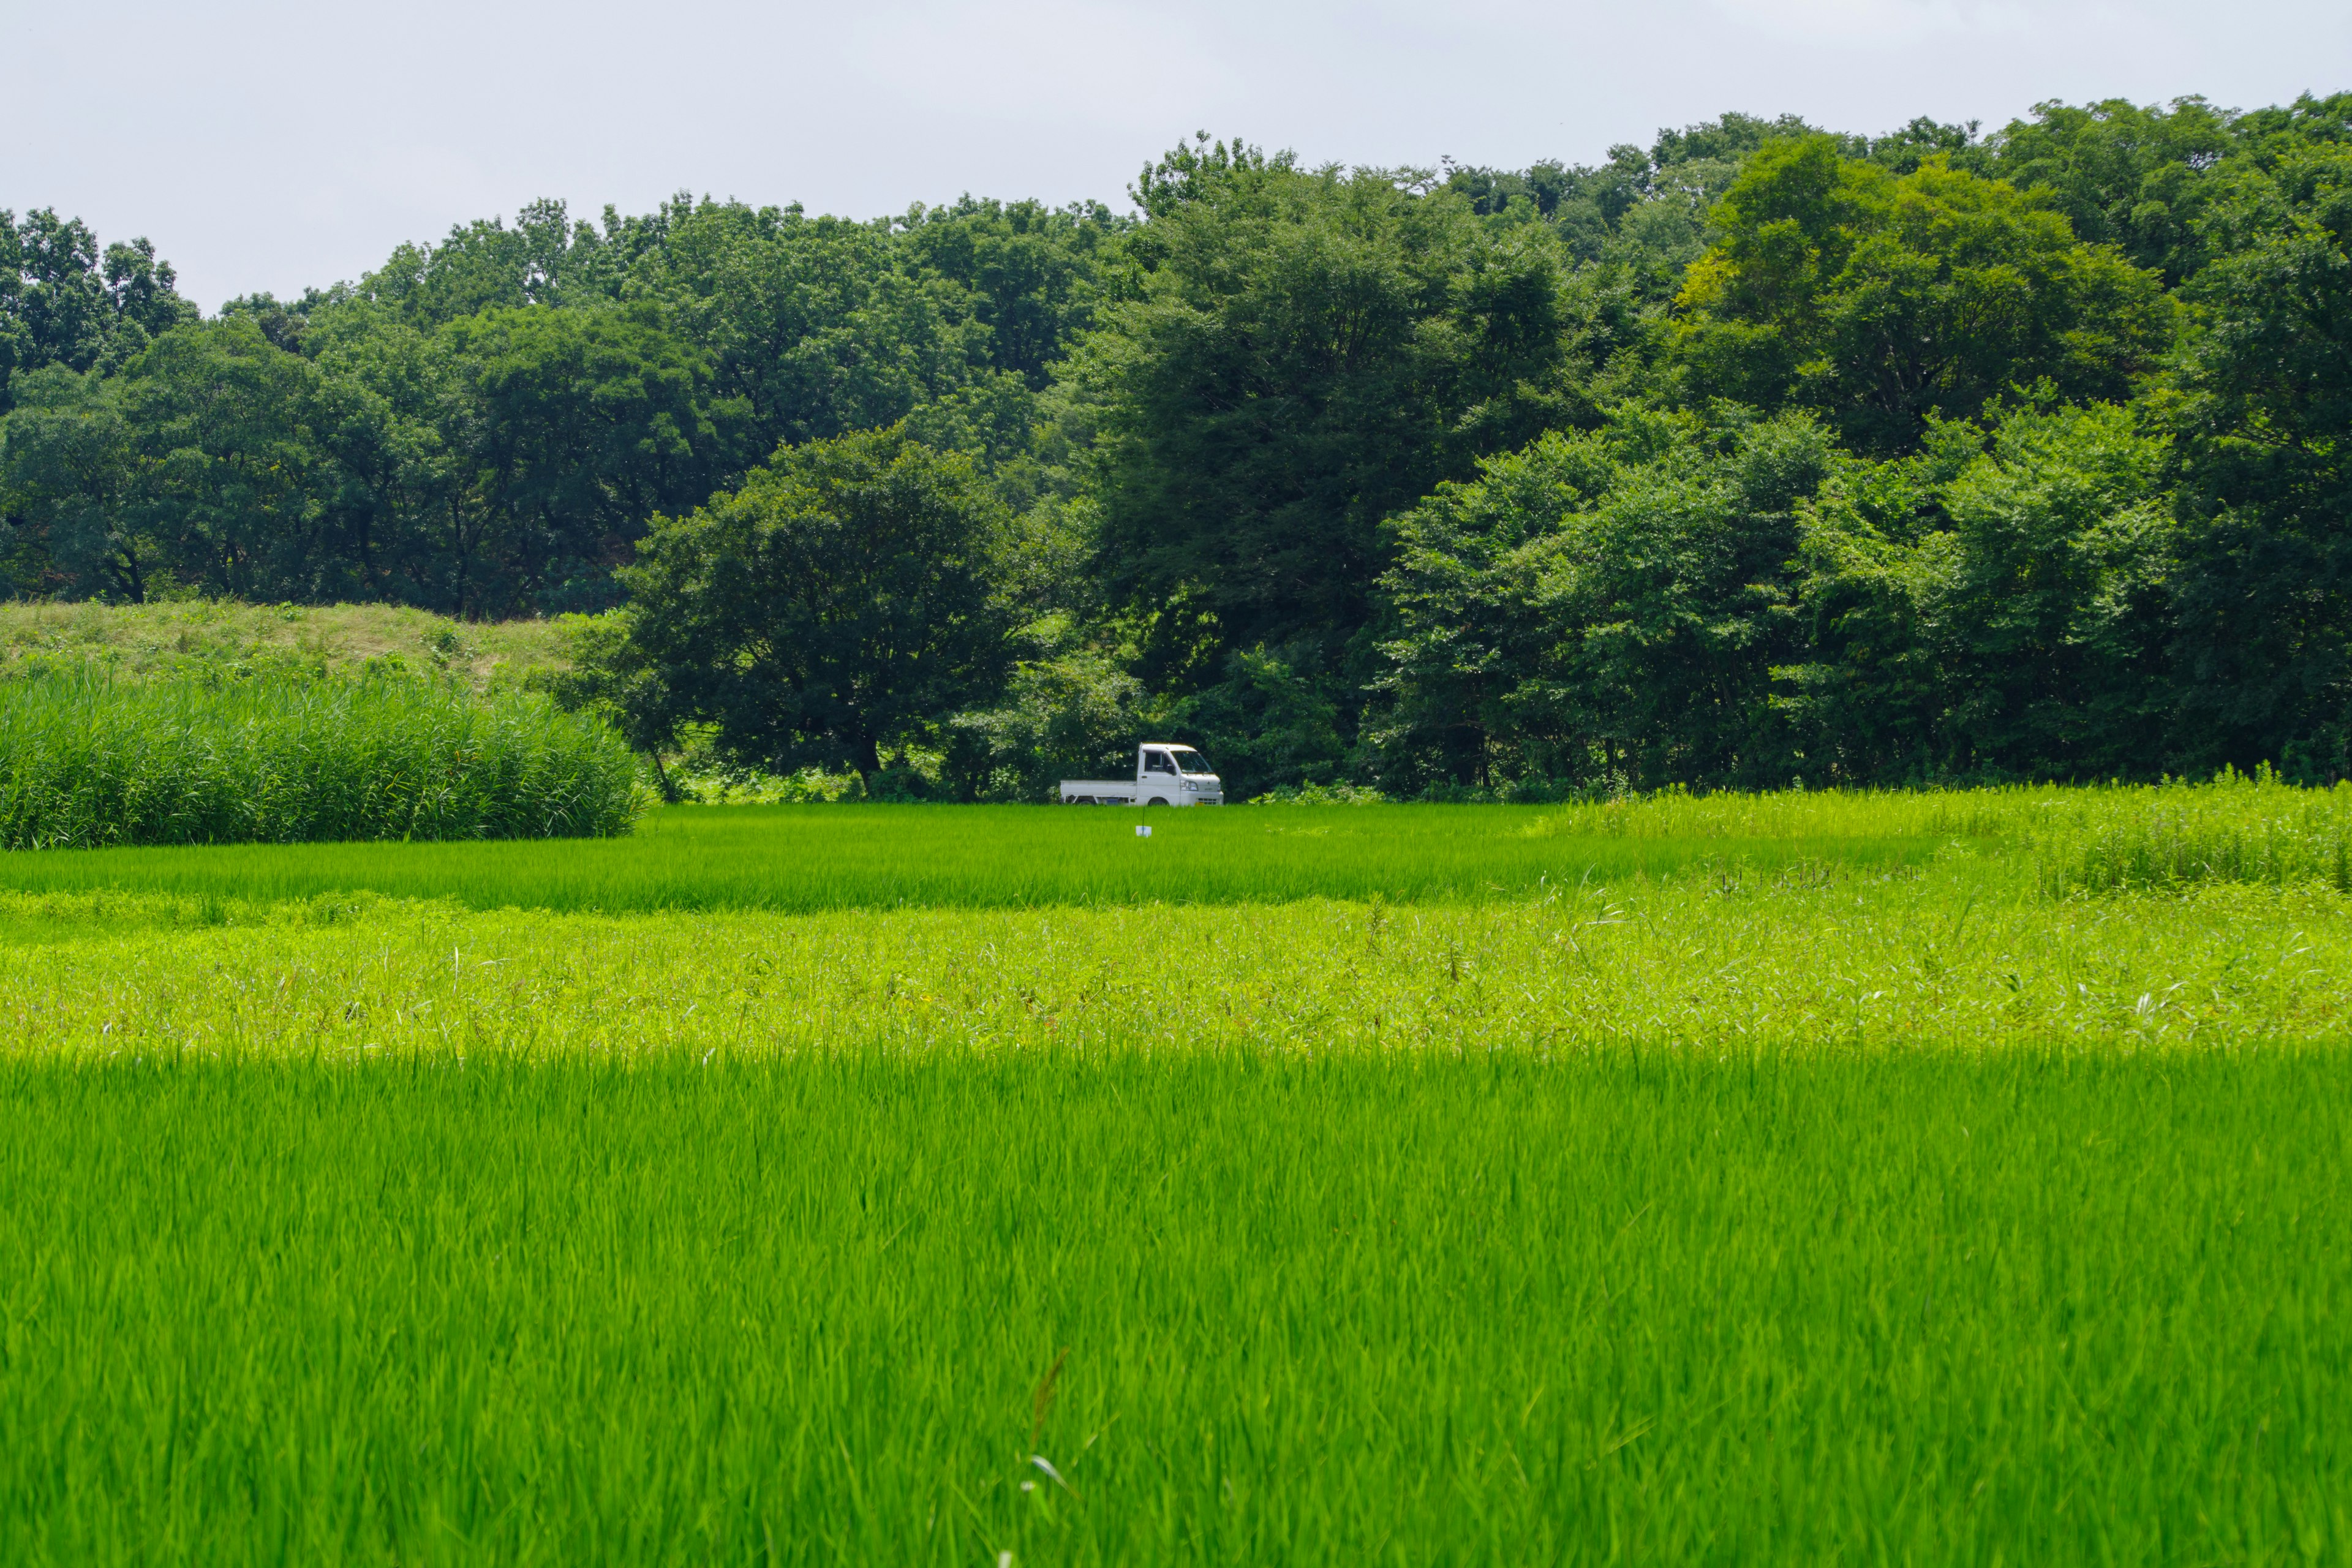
[0,674,644,848]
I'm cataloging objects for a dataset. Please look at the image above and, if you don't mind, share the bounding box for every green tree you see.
[901,197,1126,389]
[1373,423,1624,788]
[605,426,1011,779]
[1,210,195,410]
[1168,642,1351,796]
[0,366,146,598]
[1374,410,1832,792]
[350,198,623,328]
[943,648,1152,801]
[1985,98,2241,285]
[623,198,998,469]
[2,322,349,603]
[437,303,730,612]
[1078,138,1586,683]
[1673,138,2171,454]
[2166,137,2352,775]
[300,313,477,608]
[113,319,336,600]
[1788,397,2176,780]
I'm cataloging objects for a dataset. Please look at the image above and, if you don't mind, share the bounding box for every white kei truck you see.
[1060,744,1225,806]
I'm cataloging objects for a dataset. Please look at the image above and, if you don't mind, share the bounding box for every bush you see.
[1247,782,1389,805]
[944,650,1153,803]
[0,674,644,848]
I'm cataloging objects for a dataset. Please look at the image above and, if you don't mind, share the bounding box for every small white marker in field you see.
[1136,824,1152,837]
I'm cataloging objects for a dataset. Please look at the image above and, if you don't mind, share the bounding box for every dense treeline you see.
[5,93,2350,796]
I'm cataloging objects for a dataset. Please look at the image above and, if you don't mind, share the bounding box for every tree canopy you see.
[1672,137,2171,454]
[8,91,2352,795]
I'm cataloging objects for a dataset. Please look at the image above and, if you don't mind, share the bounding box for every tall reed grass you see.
[0,674,643,848]
[2030,769,2352,895]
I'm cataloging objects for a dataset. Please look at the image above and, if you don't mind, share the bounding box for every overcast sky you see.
[4,0,2345,309]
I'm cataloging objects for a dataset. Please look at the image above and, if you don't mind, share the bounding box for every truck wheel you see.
[1147,797,1169,808]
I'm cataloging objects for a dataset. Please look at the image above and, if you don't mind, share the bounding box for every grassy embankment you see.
[0,602,638,848]
[0,598,577,690]
[3,639,2352,1561]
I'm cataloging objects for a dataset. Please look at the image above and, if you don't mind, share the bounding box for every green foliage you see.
[436,303,730,611]
[2167,133,2352,775]
[619,199,993,458]
[1788,396,2177,780]
[1080,142,1586,669]
[0,673,641,848]
[4,194,1115,617]
[0,364,143,598]
[1981,91,2352,286]
[10,92,2352,793]
[900,196,1126,390]
[3,306,729,613]
[1673,138,2171,454]
[1377,409,1833,793]
[603,426,1010,777]
[1246,780,1389,804]
[1983,97,2241,284]
[113,320,338,600]
[3,321,358,602]
[0,209,197,408]
[1168,641,1352,797]
[944,647,1152,802]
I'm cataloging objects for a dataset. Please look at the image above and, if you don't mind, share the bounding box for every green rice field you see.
[0,797,1954,913]
[4,782,2351,1564]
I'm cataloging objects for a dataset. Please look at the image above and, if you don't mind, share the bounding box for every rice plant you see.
[2,793,2350,1564]
[0,673,644,848]
[0,799,1942,912]
[0,1047,2346,1566]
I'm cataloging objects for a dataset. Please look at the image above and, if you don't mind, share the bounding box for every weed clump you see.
[0,674,644,848]
[2035,769,2352,896]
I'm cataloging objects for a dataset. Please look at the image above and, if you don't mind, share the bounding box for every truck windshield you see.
[1169,748,1214,775]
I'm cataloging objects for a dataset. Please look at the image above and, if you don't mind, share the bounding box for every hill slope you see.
[0,601,581,690]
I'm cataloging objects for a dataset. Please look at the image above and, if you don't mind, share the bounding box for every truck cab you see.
[1058,744,1224,806]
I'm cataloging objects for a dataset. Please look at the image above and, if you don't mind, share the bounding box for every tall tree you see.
[900,197,1126,389]
[2167,135,2352,775]
[0,366,144,598]
[438,303,729,613]
[603,426,1010,778]
[1789,398,2176,781]
[1985,98,2240,285]
[1079,138,1585,688]
[1375,409,1833,791]
[116,318,336,600]
[1,210,195,410]
[1673,137,2171,454]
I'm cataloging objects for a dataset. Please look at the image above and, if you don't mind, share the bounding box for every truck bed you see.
[1059,780,1140,803]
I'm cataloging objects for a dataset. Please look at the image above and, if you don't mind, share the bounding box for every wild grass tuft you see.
[2032,769,2352,895]
[0,673,644,848]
